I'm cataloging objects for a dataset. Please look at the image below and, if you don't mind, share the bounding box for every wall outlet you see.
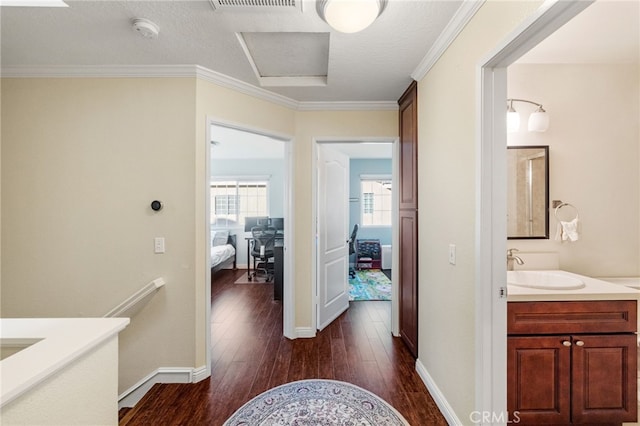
[448,244,456,265]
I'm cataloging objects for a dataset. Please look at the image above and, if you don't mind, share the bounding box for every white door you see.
[317,144,350,330]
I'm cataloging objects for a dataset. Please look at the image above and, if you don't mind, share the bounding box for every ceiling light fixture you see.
[132,18,159,39]
[316,0,387,33]
[507,98,549,133]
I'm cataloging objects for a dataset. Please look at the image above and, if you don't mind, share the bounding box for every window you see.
[360,176,392,226]
[211,179,269,227]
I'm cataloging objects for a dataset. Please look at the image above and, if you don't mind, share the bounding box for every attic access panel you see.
[238,32,329,87]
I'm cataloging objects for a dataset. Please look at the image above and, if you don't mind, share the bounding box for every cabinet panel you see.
[508,300,637,335]
[572,334,637,423]
[399,210,418,358]
[398,81,417,210]
[508,336,571,424]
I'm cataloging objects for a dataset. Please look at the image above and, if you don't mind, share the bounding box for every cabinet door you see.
[397,81,418,358]
[398,209,418,357]
[572,334,637,424]
[398,81,418,210]
[507,336,571,424]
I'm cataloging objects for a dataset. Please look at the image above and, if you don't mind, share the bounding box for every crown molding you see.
[411,0,486,81]
[193,65,300,109]
[297,101,398,111]
[0,64,198,78]
[1,64,397,111]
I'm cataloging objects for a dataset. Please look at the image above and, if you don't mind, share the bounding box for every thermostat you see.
[151,200,163,211]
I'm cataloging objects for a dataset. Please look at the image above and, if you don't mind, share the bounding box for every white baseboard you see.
[415,358,464,425]
[192,365,209,383]
[295,327,316,338]
[118,366,207,408]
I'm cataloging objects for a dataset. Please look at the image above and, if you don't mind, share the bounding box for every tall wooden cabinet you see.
[398,81,418,358]
[507,300,637,424]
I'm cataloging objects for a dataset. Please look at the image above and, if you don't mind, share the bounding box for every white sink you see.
[507,270,586,290]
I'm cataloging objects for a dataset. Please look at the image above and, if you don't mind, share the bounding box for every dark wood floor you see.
[119,268,447,425]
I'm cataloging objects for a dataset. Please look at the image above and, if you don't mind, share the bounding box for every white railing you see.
[104,278,165,318]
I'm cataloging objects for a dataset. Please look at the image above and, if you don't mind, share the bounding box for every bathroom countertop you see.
[0,317,129,407]
[507,270,640,302]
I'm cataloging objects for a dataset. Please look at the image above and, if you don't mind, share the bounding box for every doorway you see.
[205,118,295,378]
[477,1,592,416]
[313,138,400,335]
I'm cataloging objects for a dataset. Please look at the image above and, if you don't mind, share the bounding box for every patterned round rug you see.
[224,379,410,425]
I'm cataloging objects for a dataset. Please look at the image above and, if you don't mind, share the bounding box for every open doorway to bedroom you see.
[314,138,399,335]
[207,121,293,340]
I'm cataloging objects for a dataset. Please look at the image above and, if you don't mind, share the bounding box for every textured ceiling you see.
[1,1,636,105]
[0,0,463,103]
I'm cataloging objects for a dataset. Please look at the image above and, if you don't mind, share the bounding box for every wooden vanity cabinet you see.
[507,300,637,425]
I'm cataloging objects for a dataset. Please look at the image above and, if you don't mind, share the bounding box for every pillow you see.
[212,230,229,247]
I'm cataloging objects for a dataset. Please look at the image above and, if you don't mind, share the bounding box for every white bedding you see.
[211,243,235,268]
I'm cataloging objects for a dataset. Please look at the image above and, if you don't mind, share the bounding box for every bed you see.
[211,230,237,273]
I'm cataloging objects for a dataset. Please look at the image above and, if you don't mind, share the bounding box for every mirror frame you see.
[507,145,549,240]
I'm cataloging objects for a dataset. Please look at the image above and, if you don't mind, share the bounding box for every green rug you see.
[349,269,392,301]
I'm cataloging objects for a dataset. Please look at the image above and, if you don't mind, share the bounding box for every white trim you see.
[411,0,485,81]
[195,65,300,110]
[211,175,271,182]
[204,119,214,383]
[295,327,316,339]
[192,365,209,383]
[475,0,593,422]
[118,367,196,408]
[312,136,399,336]
[0,64,197,78]
[1,64,397,112]
[415,359,463,425]
[283,138,296,339]
[390,137,400,336]
[359,174,392,180]
[207,118,296,342]
[297,101,398,111]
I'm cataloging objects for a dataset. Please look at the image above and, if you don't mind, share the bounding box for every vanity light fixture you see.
[316,0,387,33]
[507,98,549,133]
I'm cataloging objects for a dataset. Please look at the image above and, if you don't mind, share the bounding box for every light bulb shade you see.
[507,111,520,133]
[528,109,549,132]
[318,0,383,33]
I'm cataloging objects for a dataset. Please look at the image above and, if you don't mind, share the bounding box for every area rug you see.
[234,272,270,284]
[349,269,392,301]
[224,379,409,425]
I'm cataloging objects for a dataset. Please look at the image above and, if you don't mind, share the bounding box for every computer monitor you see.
[244,216,270,232]
[270,217,284,231]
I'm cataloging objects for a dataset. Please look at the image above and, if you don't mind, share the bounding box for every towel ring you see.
[554,202,579,222]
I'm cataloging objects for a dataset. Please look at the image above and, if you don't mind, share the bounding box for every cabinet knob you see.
[562,340,572,347]
[575,340,585,347]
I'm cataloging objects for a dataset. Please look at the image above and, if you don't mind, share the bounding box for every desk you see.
[245,235,284,300]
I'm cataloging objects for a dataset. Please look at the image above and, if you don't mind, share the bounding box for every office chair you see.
[348,224,358,279]
[249,225,278,282]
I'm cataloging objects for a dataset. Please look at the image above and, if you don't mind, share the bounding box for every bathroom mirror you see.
[507,146,549,239]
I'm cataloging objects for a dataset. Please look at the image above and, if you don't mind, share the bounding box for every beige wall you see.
[194,80,295,366]
[508,63,640,277]
[417,0,542,420]
[291,110,398,326]
[1,76,398,395]
[1,77,198,392]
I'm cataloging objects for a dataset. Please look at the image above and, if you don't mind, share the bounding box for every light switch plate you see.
[154,237,165,254]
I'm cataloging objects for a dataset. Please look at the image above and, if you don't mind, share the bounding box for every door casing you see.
[312,137,400,335]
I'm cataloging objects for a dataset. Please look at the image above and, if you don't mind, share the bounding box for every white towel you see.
[555,216,580,242]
